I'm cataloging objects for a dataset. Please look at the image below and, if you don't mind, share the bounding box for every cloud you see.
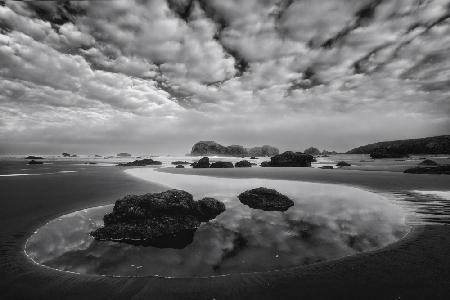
[0,0,449,154]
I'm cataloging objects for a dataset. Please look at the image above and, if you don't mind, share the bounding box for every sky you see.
[0,0,449,155]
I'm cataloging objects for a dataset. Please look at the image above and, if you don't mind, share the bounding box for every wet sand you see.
[1,164,450,299]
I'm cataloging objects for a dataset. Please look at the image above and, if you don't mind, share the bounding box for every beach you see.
[1,159,450,299]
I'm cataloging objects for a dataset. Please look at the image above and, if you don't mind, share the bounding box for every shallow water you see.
[25,168,409,277]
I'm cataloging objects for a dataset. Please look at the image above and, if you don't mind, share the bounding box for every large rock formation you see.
[238,187,294,211]
[209,161,234,168]
[347,135,450,155]
[91,190,225,248]
[304,147,321,156]
[235,160,252,168]
[190,141,279,157]
[261,151,314,167]
[118,159,162,166]
[192,157,210,168]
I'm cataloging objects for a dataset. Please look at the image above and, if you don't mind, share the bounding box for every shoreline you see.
[1,164,449,299]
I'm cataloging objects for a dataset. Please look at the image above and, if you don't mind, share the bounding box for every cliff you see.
[347,135,450,154]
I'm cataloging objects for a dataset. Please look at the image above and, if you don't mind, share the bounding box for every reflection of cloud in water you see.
[26,169,408,277]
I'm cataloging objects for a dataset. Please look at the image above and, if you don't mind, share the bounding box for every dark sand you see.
[1,163,450,299]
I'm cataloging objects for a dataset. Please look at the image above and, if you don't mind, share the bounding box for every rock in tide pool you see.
[118,159,162,166]
[238,187,294,211]
[404,165,450,175]
[191,157,210,168]
[90,189,225,248]
[418,159,438,166]
[210,161,234,168]
[235,160,252,168]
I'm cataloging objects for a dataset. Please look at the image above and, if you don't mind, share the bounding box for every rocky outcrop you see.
[261,151,314,167]
[347,135,450,154]
[28,160,43,165]
[235,160,252,168]
[171,161,190,165]
[175,165,185,168]
[117,153,132,157]
[336,161,351,167]
[210,161,234,168]
[190,141,279,157]
[304,147,321,156]
[404,165,450,175]
[418,159,438,166]
[91,189,225,248]
[238,187,294,211]
[118,159,162,166]
[192,157,210,168]
[62,153,71,157]
[25,156,43,159]
[369,147,409,159]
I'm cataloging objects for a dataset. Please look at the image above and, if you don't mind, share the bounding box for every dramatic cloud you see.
[0,0,449,154]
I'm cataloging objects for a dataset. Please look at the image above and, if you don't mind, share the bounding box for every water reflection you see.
[25,169,408,277]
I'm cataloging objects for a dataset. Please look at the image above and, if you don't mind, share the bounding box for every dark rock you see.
[192,157,210,168]
[369,147,409,159]
[261,151,314,167]
[418,159,438,166]
[250,156,257,159]
[238,187,294,211]
[404,165,450,175]
[70,154,77,157]
[28,160,43,165]
[94,155,102,158]
[235,160,252,168]
[304,147,321,156]
[336,161,351,167]
[175,165,185,168]
[210,161,234,168]
[85,162,97,165]
[24,156,43,159]
[319,166,334,169]
[190,141,279,157]
[117,152,132,157]
[171,161,190,165]
[118,159,162,166]
[62,153,71,157]
[91,189,225,247]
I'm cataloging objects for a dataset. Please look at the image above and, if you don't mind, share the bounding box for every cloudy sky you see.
[1,0,449,155]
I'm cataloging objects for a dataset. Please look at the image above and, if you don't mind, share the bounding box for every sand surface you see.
[1,163,449,299]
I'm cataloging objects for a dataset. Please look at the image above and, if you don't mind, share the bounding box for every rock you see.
[62,153,71,157]
[28,160,43,165]
[71,154,77,157]
[171,161,190,165]
[336,161,351,167]
[91,189,225,248]
[175,165,185,168]
[235,160,252,168]
[247,145,279,157]
[190,141,279,157]
[192,157,210,168]
[250,156,257,159]
[261,151,314,167]
[369,147,409,159]
[319,166,334,169]
[418,159,438,166]
[209,161,234,168]
[85,162,97,165]
[404,165,450,175]
[117,152,132,157]
[304,147,321,156]
[118,159,162,166]
[24,156,43,159]
[94,155,102,158]
[238,187,294,211]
